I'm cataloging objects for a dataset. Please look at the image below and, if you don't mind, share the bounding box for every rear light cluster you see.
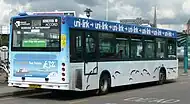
[62,63,66,81]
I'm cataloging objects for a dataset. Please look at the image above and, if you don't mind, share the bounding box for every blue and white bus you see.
[8,12,178,95]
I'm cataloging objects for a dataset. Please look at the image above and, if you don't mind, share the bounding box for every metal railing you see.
[0,46,9,83]
[0,59,9,84]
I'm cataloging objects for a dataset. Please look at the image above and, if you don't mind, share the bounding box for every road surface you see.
[0,75,190,104]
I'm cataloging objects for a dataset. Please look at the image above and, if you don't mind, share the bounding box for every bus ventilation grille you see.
[75,69,82,90]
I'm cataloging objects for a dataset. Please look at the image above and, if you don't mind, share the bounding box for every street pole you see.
[106,0,109,21]
[0,35,2,46]
[184,35,188,73]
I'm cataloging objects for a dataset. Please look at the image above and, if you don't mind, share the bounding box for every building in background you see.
[31,11,76,16]
[0,25,9,46]
[120,17,151,27]
[119,6,157,28]
[62,11,76,16]
[0,25,9,35]
[152,6,157,28]
[183,19,190,34]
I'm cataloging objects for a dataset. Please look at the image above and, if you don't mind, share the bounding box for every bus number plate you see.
[29,84,41,88]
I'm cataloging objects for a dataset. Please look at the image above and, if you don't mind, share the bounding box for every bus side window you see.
[156,38,166,58]
[85,31,98,61]
[99,32,115,59]
[167,39,176,58]
[144,38,155,59]
[116,36,129,59]
[70,29,83,62]
[131,38,143,59]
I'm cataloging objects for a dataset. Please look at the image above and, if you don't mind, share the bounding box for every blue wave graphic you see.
[14,72,51,77]
[14,54,57,60]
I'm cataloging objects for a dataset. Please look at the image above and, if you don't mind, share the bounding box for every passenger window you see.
[99,32,115,59]
[85,31,98,61]
[131,37,143,59]
[70,29,83,62]
[116,37,129,59]
[144,38,155,58]
[156,38,166,58]
[167,39,176,58]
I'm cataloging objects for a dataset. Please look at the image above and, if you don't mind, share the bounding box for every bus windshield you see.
[11,16,61,51]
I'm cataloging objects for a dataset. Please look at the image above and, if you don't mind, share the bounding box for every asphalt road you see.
[0,76,190,104]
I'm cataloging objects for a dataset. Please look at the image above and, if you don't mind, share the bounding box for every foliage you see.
[0,35,9,46]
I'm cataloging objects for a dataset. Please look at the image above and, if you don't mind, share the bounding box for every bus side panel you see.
[166,59,178,80]
[70,62,100,91]
[70,63,84,91]
[95,60,178,88]
[63,20,83,91]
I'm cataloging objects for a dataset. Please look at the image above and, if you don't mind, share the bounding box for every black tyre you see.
[98,75,111,95]
[158,70,166,85]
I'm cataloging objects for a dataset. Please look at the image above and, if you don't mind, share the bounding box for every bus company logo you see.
[15,21,20,27]
[15,21,30,28]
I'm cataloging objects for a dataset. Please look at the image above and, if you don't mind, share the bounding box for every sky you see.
[1,0,190,32]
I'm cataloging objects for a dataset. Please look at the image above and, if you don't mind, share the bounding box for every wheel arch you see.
[160,67,166,75]
[99,70,112,85]
[159,67,167,79]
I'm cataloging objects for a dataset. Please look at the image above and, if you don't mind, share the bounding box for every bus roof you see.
[64,16,177,38]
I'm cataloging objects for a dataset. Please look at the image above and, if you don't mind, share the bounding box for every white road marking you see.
[161,99,180,103]
[180,82,188,84]
[69,99,88,104]
[0,97,15,101]
[124,97,180,103]
[124,97,140,101]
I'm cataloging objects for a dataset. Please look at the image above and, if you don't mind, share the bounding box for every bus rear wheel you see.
[98,75,111,95]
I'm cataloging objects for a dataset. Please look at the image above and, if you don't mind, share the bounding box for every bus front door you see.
[84,31,99,90]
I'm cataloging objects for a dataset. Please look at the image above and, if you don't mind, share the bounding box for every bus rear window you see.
[11,16,61,51]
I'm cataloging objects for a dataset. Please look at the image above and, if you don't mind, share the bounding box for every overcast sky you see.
[1,0,190,31]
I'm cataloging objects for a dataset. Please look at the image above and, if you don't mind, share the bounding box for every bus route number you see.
[43,61,56,69]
